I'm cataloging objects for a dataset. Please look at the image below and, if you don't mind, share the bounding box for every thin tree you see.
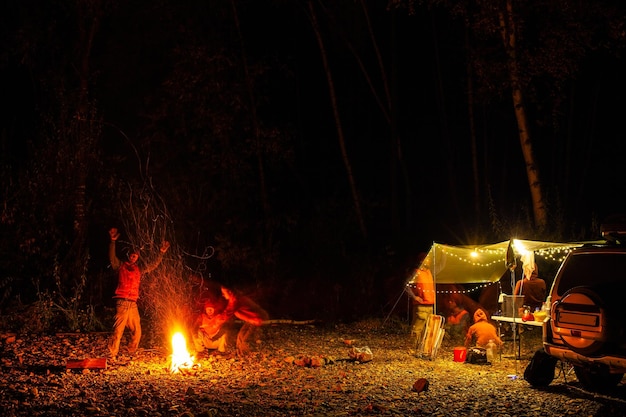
[72,0,103,247]
[307,0,368,239]
[497,0,546,229]
[316,1,413,242]
[230,0,271,229]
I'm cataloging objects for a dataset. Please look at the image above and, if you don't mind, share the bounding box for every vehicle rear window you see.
[555,252,626,296]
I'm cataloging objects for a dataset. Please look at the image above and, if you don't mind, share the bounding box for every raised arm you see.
[143,240,170,273]
[220,286,237,315]
[108,228,121,270]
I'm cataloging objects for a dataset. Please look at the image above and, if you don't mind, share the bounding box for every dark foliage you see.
[1,1,626,329]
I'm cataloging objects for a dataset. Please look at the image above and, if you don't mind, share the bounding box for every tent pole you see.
[432,241,436,315]
[381,286,411,328]
[505,238,519,374]
[511,268,519,374]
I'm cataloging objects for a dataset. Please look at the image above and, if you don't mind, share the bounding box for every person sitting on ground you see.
[193,285,269,356]
[465,308,503,348]
[445,297,470,343]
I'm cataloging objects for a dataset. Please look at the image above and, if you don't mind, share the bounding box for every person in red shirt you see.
[406,255,435,344]
[445,297,470,343]
[107,227,170,360]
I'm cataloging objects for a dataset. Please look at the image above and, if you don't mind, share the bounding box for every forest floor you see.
[2,318,626,416]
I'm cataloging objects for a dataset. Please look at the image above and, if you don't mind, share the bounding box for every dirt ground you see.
[2,318,626,416]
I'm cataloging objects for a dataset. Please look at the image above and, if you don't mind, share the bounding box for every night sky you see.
[2,0,626,319]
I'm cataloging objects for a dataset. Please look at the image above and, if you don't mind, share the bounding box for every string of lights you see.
[435,282,496,295]
[437,244,579,267]
[534,246,577,263]
[407,282,496,295]
[438,247,505,268]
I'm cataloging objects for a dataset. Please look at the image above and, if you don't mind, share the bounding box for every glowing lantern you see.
[169,331,195,373]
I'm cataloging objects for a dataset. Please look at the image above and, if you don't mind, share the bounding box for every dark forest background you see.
[1,0,626,333]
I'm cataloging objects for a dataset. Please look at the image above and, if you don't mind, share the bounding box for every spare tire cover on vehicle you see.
[553,286,619,355]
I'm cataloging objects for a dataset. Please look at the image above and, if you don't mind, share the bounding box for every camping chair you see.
[416,314,446,360]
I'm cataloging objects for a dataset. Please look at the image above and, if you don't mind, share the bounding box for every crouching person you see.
[464,308,503,364]
[193,295,232,354]
[193,285,268,357]
[465,308,502,348]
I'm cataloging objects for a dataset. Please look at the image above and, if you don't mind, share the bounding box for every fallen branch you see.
[262,319,318,325]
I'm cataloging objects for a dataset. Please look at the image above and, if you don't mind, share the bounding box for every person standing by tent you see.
[406,255,435,344]
[514,252,546,312]
[107,227,170,360]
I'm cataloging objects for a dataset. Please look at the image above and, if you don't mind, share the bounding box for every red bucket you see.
[453,347,467,362]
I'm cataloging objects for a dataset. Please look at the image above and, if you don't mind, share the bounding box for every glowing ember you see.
[169,331,195,373]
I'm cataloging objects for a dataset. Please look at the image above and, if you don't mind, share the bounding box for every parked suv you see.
[540,226,626,391]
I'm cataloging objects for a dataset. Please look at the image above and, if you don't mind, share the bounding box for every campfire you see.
[169,331,196,374]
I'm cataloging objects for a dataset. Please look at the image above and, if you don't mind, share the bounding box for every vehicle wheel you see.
[573,365,623,392]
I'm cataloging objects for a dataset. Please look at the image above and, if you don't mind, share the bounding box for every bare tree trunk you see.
[359,0,392,114]
[498,0,547,229]
[466,29,481,227]
[307,0,367,239]
[317,1,408,240]
[383,6,412,240]
[358,0,411,239]
[230,0,271,228]
[431,14,462,225]
[390,10,406,238]
[64,0,103,299]
[74,1,100,240]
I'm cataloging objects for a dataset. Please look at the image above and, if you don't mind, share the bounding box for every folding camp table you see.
[491,315,544,359]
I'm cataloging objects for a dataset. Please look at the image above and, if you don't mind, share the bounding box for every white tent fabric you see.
[415,239,589,285]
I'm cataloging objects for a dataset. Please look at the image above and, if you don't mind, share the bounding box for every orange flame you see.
[169,331,195,373]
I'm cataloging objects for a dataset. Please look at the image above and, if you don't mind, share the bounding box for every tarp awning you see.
[419,239,591,285]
